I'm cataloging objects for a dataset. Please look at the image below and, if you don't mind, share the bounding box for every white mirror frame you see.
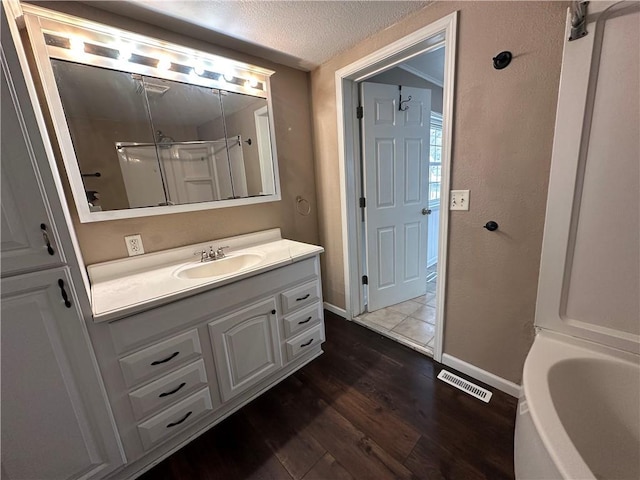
[21,4,281,223]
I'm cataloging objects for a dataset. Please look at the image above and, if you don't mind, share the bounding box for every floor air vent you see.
[437,370,492,403]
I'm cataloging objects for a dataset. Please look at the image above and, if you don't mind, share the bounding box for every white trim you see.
[441,353,522,398]
[323,302,347,319]
[432,14,457,363]
[335,11,457,364]
[397,63,444,87]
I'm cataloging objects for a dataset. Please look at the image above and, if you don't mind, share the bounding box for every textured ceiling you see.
[89,1,432,71]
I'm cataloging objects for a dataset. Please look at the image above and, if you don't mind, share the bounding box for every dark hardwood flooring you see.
[140,311,518,480]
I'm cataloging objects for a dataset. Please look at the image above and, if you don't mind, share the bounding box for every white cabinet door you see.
[1,268,123,479]
[208,298,282,402]
[1,10,65,276]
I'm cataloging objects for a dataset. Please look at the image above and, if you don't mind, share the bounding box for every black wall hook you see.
[493,51,512,70]
[484,221,499,231]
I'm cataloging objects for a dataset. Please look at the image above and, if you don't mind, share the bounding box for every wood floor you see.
[140,311,518,480]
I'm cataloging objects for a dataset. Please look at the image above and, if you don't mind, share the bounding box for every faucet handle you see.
[216,246,229,258]
[194,249,208,262]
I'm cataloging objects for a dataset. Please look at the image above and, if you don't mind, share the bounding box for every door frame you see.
[335,12,457,362]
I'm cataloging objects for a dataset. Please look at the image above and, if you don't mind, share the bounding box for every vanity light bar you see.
[42,32,266,92]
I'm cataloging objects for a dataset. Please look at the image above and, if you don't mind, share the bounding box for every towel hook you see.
[398,86,411,111]
[492,51,512,70]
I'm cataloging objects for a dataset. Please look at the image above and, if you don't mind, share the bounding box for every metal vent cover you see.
[437,369,492,403]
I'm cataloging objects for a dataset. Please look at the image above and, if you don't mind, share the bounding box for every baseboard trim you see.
[323,302,348,319]
[441,354,522,398]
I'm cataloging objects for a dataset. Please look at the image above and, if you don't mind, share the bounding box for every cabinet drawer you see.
[280,280,321,314]
[285,324,325,362]
[119,329,202,387]
[128,359,208,420]
[282,302,323,338]
[137,388,213,450]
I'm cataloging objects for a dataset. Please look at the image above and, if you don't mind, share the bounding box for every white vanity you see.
[86,229,325,476]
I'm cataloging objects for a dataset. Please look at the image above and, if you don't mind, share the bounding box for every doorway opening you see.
[335,13,456,362]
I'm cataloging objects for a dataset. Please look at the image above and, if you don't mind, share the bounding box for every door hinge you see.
[359,197,366,208]
[356,106,363,119]
[362,275,368,285]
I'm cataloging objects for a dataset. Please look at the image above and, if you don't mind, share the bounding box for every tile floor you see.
[354,265,438,356]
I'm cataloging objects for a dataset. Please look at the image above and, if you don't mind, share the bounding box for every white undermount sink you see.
[175,253,265,280]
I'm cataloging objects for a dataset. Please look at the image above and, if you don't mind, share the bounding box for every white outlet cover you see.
[125,234,145,256]
[450,190,470,211]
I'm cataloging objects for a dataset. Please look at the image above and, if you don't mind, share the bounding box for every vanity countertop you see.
[88,229,323,322]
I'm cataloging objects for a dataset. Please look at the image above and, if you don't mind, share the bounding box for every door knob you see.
[421,208,432,215]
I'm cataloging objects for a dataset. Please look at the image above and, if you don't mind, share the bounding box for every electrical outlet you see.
[450,190,470,211]
[125,234,144,256]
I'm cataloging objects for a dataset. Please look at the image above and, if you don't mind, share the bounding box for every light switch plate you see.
[450,190,469,211]
[125,234,144,256]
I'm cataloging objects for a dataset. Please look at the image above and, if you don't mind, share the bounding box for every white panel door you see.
[426,205,440,267]
[163,144,220,204]
[535,1,639,354]
[1,268,119,479]
[361,82,431,311]
[1,28,64,276]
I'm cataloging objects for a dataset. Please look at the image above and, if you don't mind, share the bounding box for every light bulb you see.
[156,57,171,71]
[118,46,132,62]
[69,37,85,55]
[223,71,234,82]
[247,77,259,88]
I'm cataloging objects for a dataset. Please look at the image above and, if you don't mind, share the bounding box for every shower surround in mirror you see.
[51,61,272,210]
[23,6,280,222]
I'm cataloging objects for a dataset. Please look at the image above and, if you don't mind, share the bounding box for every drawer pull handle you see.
[158,382,186,398]
[57,279,72,308]
[300,338,314,348]
[166,411,192,428]
[40,223,55,256]
[296,293,311,301]
[298,316,312,325]
[151,351,179,366]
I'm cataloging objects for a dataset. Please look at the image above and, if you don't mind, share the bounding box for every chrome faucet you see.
[194,245,230,262]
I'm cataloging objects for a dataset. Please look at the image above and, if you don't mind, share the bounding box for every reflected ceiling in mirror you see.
[23,6,280,222]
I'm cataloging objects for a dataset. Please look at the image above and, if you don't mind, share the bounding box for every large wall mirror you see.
[22,6,280,222]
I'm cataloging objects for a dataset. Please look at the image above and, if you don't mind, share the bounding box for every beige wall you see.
[28,1,319,266]
[311,1,568,383]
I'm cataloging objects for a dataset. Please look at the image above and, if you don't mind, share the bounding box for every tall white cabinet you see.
[0,4,124,479]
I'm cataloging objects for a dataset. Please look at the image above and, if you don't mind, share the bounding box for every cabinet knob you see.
[271,309,276,315]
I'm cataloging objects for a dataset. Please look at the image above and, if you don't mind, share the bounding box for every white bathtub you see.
[515,331,640,480]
